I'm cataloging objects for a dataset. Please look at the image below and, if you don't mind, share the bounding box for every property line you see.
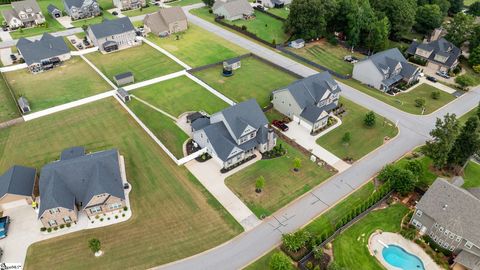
[131,95,178,121]
[123,70,186,91]
[140,37,192,70]
[185,72,236,105]
[80,54,117,89]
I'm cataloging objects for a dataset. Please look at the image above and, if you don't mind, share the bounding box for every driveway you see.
[0,31,12,42]
[56,16,74,28]
[417,77,457,94]
[0,48,13,66]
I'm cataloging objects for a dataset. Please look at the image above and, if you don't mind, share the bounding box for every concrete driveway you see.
[0,48,13,66]
[56,16,74,28]
[417,76,457,94]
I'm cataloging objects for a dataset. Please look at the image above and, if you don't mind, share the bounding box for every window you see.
[49,208,60,214]
[456,236,462,242]
[89,206,102,214]
[48,220,57,226]
[449,246,455,251]
[412,219,422,229]
[429,231,434,237]
[416,210,423,217]
[449,233,455,239]
[109,203,123,210]
[439,227,444,232]
[434,223,439,228]
[438,239,444,245]
[442,242,449,249]
[444,230,450,236]
[465,241,473,249]
[433,236,438,242]
[63,216,72,223]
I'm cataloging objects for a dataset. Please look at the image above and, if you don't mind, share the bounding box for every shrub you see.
[95,215,99,219]
[60,224,65,229]
[255,176,265,192]
[312,246,323,260]
[415,98,426,108]
[123,206,128,211]
[455,75,476,90]
[474,65,480,73]
[269,252,292,270]
[107,217,111,220]
[293,158,302,171]
[115,215,118,219]
[122,213,125,217]
[53,227,58,231]
[66,223,71,228]
[408,56,427,66]
[431,91,440,100]
[47,227,52,233]
[100,218,104,222]
[40,227,46,232]
[364,111,376,127]
[306,261,313,269]
[88,238,101,254]
[341,132,351,145]
[241,25,247,31]
[282,230,311,252]
[400,227,417,240]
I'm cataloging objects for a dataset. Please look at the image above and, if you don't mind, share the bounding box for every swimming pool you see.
[382,245,425,270]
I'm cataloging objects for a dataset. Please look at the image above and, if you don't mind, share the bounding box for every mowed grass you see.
[131,75,229,117]
[463,160,480,189]
[465,0,479,6]
[341,80,455,115]
[316,97,398,161]
[148,24,247,67]
[0,74,19,122]
[169,0,202,6]
[266,6,290,19]
[225,139,334,218]
[245,249,293,270]
[71,12,117,28]
[85,43,183,83]
[0,99,243,270]
[122,5,160,17]
[127,98,189,159]
[193,56,298,108]
[4,57,111,111]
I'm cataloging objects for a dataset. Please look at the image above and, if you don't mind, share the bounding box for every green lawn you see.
[169,0,203,6]
[0,99,242,270]
[130,75,229,117]
[287,41,364,76]
[71,12,117,28]
[245,249,293,270]
[332,204,409,270]
[85,44,184,83]
[122,5,160,17]
[4,57,111,112]
[316,97,398,161]
[0,74,19,122]
[98,0,114,10]
[127,98,189,159]
[341,80,455,115]
[266,6,290,19]
[225,139,334,218]
[193,56,297,108]
[147,24,247,67]
[463,160,480,189]
[465,0,479,6]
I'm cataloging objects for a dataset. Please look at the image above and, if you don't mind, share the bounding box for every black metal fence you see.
[253,6,287,22]
[214,18,279,48]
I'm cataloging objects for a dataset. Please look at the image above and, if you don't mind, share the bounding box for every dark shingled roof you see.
[47,4,60,13]
[191,117,210,131]
[60,146,85,160]
[0,165,36,198]
[454,250,480,270]
[17,33,69,66]
[64,0,96,9]
[224,57,240,65]
[362,48,418,79]
[407,38,461,68]
[116,88,129,98]
[114,72,133,80]
[88,17,134,39]
[220,99,268,141]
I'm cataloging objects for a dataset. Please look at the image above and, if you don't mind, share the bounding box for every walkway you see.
[417,77,457,94]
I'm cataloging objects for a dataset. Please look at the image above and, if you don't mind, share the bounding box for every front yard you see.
[71,12,117,28]
[122,5,160,17]
[85,44,184,84]
[316,97,398,161]
[193,56,298,108]
[225,139,334,218]
[4,57,111,112]
[0,99,242,270]
[0,74,19,122]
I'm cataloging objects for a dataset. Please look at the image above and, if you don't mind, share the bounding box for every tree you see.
[364,111,376,127]
[88,238,101,254]
[469,46,480,67]
[432,0,451,15]
[202,0,214,7]
[370,0,417,39]
[282,230,310,252]
[477,102,480,120]
[377,165,416,195]
[447,116,480,166]
[285,0,338,40]
[445,13,475,47]
[293,157,302,172]
[468,1,480,16]
[431,91,441,100]
[342,132,351,145]
[365,16,390,52]
[269,252,292,270]
[448,0,463,14]
[255,176,265,193]
[415,98,426,108]
[424,114,460,168]
[404,160,424,180]
[415,4,443,34]
[455,75,476,90]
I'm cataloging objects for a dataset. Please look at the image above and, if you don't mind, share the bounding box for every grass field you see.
[127,98,189,158]
[71,12,117,28]
[0,74,19,122]
[85,44,184,83]
[266,6,290,19]
[4,57,111,112]
[130,75,228,117]
[332,204,409,270]
[463,160,480,189]
[341,80,455,115]
[0,99,243,270]
[316,98,398,161]
[169,0,203,6]
[122,5,160,17]
[148,24,247,67]
[193,56,297,108]
[225,139,334,217]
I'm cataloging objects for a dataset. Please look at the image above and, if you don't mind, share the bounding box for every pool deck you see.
[368,231,442,270]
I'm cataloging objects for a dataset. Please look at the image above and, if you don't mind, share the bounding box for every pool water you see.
[382,245,425,270]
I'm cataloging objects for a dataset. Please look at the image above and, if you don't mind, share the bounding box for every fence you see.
[253,6,286,22]
[214,18,279,48]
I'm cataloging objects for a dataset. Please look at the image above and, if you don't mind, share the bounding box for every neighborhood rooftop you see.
[407,38,461,68]
[0,165,36,199]
[16,33,69,66]
[88,17,135,39]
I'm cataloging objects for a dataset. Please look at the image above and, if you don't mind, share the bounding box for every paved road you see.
[152,5,480,270]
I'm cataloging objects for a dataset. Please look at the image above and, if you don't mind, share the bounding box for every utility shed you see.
[18,96,31,114]
[116,88,131,103]
[114,71,134,86]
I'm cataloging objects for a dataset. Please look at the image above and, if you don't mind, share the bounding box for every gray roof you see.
[12,0,41,14]
[213,0,254,18]
[47,4,60,14]
[60,146,85,160]
[191,117,210,131]
[224,57,240,65]
[114,72,133,80]
[116,88,129,98]
[88,17,134,39]
[143,7,186,35]
[2,9,17,23]
[454,250,480,270]
[64,0,97,9]
[17,33,69,66]
[299,102,336,124]
[0,165,36,198]
[407,38,461,68]
[362,48,419,80]
[38,149,125,218]
[220,99,268,140]
[18,96,30,109]
[416,178,480,248]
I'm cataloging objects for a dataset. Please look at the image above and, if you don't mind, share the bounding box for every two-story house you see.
[272,72,341,133]
[407,38,461,72]
[1,0,45,29]
[113,0,146,11]
[353,48,421,92]
[63,0,101,20]
[38,147,127,228]
[191,99,276,169]
[143,7,187,37]
[87,17,140,53]
[411,178,480,270]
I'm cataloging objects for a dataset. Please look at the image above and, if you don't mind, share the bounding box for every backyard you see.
[147,24,247,67]
[0,99,243,270]
[316,97,398,161]
[122,5,160,17]
[85,44,184,83]
[0,74,19,122]
[169,0,203,6]
[193,56,298,108]
[71,12,117,28]
[225,139,334,217]
[463,160,480,189]
[4,57,111,112]
[265,6,290,19]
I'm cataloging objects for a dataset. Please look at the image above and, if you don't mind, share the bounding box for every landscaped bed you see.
[0,74,19,122]
[193,56,298,108]
[4,57,111,112]
[225,139,334,218]
[85,43,184,83]
[316,97,398,161]
[0,99,243,270]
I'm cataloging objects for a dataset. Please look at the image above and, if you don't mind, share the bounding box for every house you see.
[272,72,341,133]
[113,0,146,11]
[258,0,291,8]
[87,17,140,53]
[407,38,461,72]
[290,39,305,49]
[38,147,127,228]
[114,72,134,86]
[63,0,101,20]
[18,96,31,114]
[212,0,254,21]
[411,178,480,270]
[143,7,187,37]
[0,165,36,211]
[116,88,131,103]
[352,48,421,92]
[47,4,62,18]
[1,0,45,29]
[223,57,241,70]
[191,99,276,169]
[16,33,71,73]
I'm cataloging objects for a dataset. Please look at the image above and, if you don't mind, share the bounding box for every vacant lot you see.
[226,139,334,217]
[193,56,297,108]
[131,75,228,117]
[148,24,247,67]
[0,74,19,122]
[85,43,183,83]
[0,99,242,270]
[4,57,111,111]
[316,98,398,161]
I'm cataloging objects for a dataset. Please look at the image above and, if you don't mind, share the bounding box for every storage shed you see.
[223,57,241,70]
[114,72,134,86]
[116,88,131,103]
[18,96,31,114]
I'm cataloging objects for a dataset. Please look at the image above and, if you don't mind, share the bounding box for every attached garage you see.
[0,165,36,211]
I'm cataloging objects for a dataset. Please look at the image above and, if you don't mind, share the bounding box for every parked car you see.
[426,76,437,82]
[343,55,358,63]
[272,120,289,132]
[0,216,10,239]
[436,70,450,79]
[83,40,90,46]
[10,54,17,61]
[71,39,76,44]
